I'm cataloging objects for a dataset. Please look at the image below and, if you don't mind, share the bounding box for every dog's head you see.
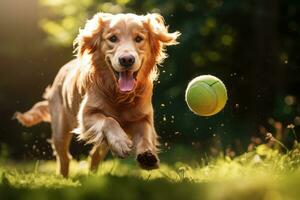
[75,13,180,93]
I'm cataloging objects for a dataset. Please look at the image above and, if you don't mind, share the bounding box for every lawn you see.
[1,144,300,200]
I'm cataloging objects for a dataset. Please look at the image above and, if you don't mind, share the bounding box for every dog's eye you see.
[109,35,118,43]
[134,36,143,43]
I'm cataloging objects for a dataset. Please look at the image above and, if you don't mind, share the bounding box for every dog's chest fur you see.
[93,94,152,126]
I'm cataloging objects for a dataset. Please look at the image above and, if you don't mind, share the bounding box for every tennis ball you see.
[185,75,228,116]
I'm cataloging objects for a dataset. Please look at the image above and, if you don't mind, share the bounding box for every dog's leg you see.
[76,102,132,159]
[79,115,132,158]
[128,120,160,170]
[51,110,73,178]
[90,141,109,172]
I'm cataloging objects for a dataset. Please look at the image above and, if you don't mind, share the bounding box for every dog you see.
[15,13,180,177]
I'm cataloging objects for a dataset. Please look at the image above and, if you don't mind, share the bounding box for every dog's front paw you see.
[137,150,160,170]
[110,137,133,159]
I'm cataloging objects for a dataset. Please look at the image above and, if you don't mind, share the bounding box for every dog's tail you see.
[14,100,51,127]
[14,86,52,127]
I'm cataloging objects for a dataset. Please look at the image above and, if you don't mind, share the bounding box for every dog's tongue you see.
[118,71,135,92]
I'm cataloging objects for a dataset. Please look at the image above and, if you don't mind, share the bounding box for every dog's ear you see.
[145,13,180,45]
[74,13,111,57]
[144,13,180,64]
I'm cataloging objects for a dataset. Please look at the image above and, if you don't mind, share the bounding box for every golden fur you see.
[15,13,180,177]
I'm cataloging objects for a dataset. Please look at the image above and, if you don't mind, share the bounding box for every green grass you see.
[1,145,300,200]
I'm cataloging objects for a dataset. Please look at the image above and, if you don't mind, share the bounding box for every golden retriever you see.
[15,13,180,177]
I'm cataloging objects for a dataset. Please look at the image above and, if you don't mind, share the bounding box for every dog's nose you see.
[119,55,135,68]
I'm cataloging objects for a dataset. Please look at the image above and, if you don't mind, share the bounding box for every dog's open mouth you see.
[106,57,140,93]
[114,70,138,92]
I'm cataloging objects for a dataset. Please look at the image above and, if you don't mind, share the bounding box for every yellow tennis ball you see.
[185,75,228,116]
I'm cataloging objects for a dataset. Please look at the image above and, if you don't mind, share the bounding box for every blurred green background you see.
[0,0,299,161]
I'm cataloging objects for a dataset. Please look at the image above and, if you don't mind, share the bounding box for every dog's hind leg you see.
[89,141,109,172]
[51,109,73,178]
